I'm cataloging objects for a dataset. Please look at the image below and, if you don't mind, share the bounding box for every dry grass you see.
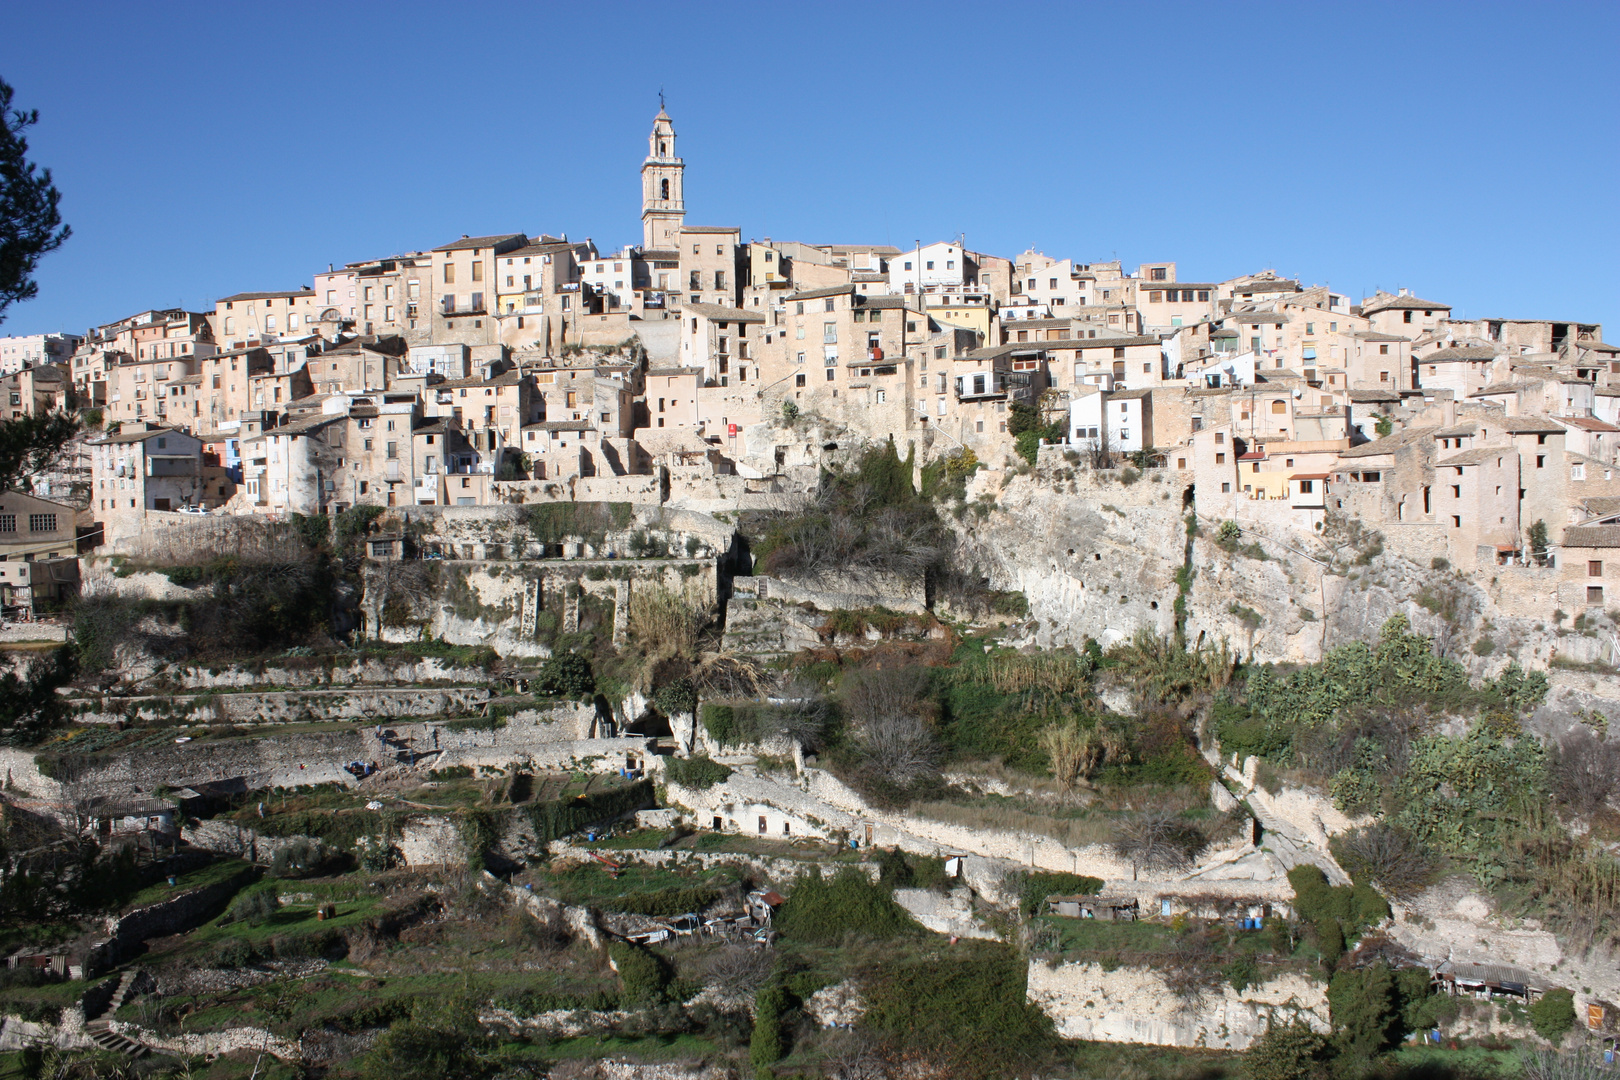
[910,800,1117,849]
[970,652,1092,696]
[627,581,708,662]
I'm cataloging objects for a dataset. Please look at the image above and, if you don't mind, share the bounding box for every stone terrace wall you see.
[1027,960,1328,1049]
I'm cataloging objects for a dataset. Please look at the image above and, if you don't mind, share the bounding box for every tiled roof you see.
[1435,447,1507,466]
[1361,293,1451,314]
[1429,346,1498,362]
[217,289,314,303]
[1562,525,1620,548]
[684,302,766,322]
[1335,427,1436,458]
[1561,416,1620,433]
[431,233,526,252]
[1503,416,1565,433]
[785,284,857,302]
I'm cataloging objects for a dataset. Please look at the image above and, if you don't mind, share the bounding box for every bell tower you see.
[641,104,685,251]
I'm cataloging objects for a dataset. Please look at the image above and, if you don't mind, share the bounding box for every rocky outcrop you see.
[1026,960,1328,1049]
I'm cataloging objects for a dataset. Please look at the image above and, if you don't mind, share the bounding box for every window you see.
[0,514,14,533]
[1590,586,1606,604]
[1589,560,1604,577]
[385,442,398,460]
[28,513,56,533]
[1221,482,1231,493]
[824,298,835,312]
[1216,453,1226,464]
[1573,463,1586,480]
[826,368,835,381]
[443,262,455,284]
[926,261,935,270]
[1271,400,1287,414]
[795,373,805,387]
[1404,310,1414,323]
[1299,480,1314,493]
[823,323,837,344]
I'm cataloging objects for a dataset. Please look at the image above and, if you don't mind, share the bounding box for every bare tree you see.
[1082,430,1114,470]
[841,666,939,788]
[1112,812,1206,875]
[703,944,772,997]
[1550,728,1620,817]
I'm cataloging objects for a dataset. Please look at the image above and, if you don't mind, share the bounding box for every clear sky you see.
[2,1,1616,337]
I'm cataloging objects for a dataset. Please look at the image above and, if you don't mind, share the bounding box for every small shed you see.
[1435,960,1545,1001]
[1045,894,1139,921]
[365,533,405,561]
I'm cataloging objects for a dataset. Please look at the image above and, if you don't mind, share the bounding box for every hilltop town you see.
[2,109,1619,1080]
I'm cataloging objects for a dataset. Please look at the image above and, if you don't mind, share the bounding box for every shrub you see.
[749,984,790,1070]
[1015,872,1103,918]
[663,755,732,790]
[1244,1020,1330,1080]
[1530,988,1576,1043]
[269,838,325,879]
[226,888,281,925]
[652,677,697,720]
[1328,964,1400,1060]
[1287,865,1389,939]
[211,938,255,968]
[777,867,911,943]
[780,400,799,422]
[607,885,720,917]
[1329,824,1437,898]
[608,940,670,1006]
[862,943,1055,1078]
[533,651,594,698]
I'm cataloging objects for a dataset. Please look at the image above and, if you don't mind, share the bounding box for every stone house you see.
[214,290,319,349]
[90,425,207,517]
[680,303,767,386]
[1,364,69,419]
[428,233,528,346]
[1360,291,1451,339]
[193,347,275,430]
[240,413,345,514]
[645,368,702,430]
[677,226,744,309]
[1069,387,1152,454]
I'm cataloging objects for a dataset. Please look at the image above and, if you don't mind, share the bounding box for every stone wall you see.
[1026,960,1329,1049]
[67,686,492,726]
[88,864,257,971]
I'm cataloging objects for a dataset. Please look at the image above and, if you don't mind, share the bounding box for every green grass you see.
[120,859,253,912]
[1386,1044,1523,1078]
[509,1032,720,1063]
[536,861,742,911]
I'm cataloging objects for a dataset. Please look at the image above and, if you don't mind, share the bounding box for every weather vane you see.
[659,87,665,111]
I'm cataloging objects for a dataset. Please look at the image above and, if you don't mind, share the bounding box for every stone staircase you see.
[84,970,147,1059]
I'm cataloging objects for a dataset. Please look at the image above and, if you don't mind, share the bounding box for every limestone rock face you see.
[1026,960,1328,1049]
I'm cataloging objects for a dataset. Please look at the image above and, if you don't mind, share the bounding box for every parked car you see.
[178,505,209,515]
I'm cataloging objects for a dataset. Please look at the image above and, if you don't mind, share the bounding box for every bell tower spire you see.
[641,104,684,251]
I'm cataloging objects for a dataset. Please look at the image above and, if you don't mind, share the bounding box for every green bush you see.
[533,651,594,698]
[211,937,255,967]
[609,940,670,1006]
[606,885,720,917]
[1328,964,1401,1060]
[1244,1020,1331,1080]
[269,839,325,879]
[749,984,790,1070]
[1016,871,1104,918]
[226,888,281,925]
[777,867,911,943]
[862,942,1055,1078]
[1287,865,1389,939]
[664,755,732,790]
[1530,988,1576,1043]
[522,779,653,842]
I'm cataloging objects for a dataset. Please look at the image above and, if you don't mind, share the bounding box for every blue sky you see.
[2,1,1616,337]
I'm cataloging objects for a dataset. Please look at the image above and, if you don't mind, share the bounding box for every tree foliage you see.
[1530,988,1577,1044]
[1243,1020,1330,1080]
[776,867,911,944]
[533,651,594,698]
[0,76,69,324]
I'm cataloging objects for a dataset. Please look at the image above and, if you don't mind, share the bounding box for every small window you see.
[1589,561,1603,577]
[1590,586,1605,605]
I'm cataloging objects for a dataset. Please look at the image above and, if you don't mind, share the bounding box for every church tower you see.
[641,106,685,251]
